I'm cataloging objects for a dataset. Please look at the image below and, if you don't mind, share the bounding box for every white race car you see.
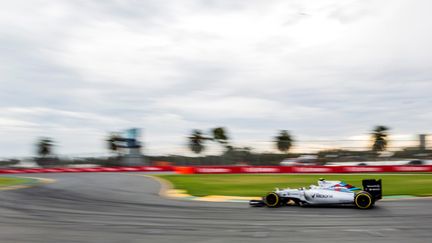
[250,178,382,209]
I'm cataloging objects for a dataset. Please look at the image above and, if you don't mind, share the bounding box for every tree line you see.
[187,125,390,155]
[35,125,390,157]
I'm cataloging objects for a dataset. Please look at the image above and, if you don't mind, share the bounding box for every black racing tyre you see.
[354,191,374,209]
[264,192,280,207]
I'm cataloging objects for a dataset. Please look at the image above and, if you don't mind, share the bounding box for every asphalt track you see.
[0,173,431,243]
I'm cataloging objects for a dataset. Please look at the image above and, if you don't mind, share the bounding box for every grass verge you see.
[156,174,432,197]
[0,177,35,189]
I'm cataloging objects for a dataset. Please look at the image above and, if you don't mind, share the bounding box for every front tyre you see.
[264,192,280,207]
[354,191,374,209]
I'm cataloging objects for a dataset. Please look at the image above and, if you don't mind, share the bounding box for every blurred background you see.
[0,126,431,167]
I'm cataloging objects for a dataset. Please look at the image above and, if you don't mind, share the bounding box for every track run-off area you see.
[0,173,431,243]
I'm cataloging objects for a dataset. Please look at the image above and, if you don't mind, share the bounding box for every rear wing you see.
[362,179,382,200]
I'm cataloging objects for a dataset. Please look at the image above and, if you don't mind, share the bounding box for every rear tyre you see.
[264,192,280,207]
[354,191,374,209]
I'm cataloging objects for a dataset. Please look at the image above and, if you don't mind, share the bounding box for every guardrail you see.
[0,166,173,174]
[1,165,432,174]
[175,165,432,174]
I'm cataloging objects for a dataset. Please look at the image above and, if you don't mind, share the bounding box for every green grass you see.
[156,174,432,197]
[0,177,34,188]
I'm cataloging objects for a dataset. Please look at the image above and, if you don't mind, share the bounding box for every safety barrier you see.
[0,166,173,174]
[176,165,432,174]
[1,165,432,174]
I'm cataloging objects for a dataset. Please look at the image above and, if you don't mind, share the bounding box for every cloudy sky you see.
[1,0,431,157]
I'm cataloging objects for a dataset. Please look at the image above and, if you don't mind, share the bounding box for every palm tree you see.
[371,125,390,152]
[211,127,229,147]
[188,129,206,154]
[275,130,293,153]
[36,138,53,157]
